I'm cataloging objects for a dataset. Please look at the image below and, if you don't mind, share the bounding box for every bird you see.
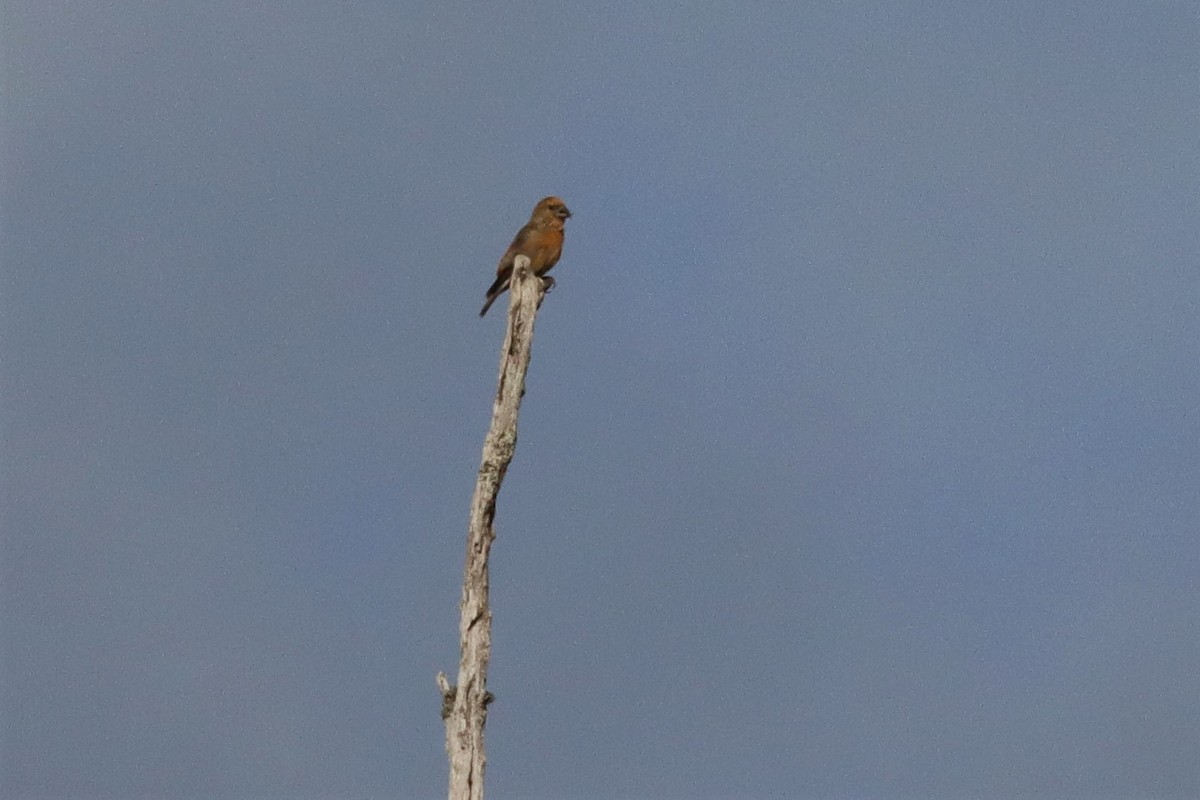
[479,196,572,317]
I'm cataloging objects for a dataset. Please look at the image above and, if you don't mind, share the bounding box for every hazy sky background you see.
[3,3,1197,799]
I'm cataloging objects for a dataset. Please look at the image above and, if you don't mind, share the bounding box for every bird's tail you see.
[478,277,509,317]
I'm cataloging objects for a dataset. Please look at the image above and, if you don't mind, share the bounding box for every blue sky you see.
[3,3,1198,799]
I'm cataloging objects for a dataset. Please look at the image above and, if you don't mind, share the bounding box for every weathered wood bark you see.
[437,255,544,800]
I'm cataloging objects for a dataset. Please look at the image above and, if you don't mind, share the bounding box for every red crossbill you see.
[479,196,572,317]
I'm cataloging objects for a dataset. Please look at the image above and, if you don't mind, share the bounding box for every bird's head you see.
[535,196,572,221]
